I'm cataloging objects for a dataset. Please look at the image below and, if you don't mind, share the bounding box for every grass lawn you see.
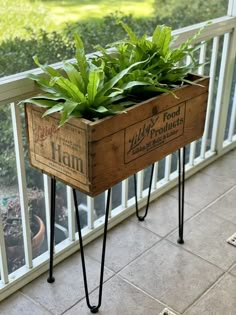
[43,0,154,25]
[0,0,154,42]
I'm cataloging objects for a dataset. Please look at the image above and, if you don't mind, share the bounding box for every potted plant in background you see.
[23,22,209,196]
[1,188,45,273]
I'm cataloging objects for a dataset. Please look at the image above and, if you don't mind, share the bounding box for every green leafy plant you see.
[23,23,205,125]
[94,22,203,97]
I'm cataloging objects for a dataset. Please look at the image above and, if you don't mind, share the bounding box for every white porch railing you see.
[0,1,236,301]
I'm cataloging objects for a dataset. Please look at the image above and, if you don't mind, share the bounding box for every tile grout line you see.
[115,237,166,274]
[165,238,226,272]
[60,272,117,315]
[116,237,225,314]
[128,216,163,238]
[85,174,236,273]
[19,291,55,315]
[116,274,181,315]
[228,262,236,276]
[208,210,236,227]
[182,271,230,314]
[182,259,236,313]
[129,184,236,242]
[86,233,163,274]
[62,265,236,315]
[180,184,236,224]
[163,184,236,242]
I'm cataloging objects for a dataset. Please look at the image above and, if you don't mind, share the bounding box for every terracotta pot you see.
[31,215,45,255]
[7,215,45,260]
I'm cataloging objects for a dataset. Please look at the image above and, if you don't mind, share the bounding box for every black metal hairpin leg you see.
[134,163,155,221]
[177,147,185,244]
[73,188,111,314]
[47,177,56,283]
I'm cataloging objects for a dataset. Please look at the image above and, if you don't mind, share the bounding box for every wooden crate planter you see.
[25,74,209,197]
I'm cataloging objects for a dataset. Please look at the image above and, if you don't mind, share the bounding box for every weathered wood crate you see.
[25,74,209,196]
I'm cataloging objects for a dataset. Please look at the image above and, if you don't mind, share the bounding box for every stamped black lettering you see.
[124,103,185,163]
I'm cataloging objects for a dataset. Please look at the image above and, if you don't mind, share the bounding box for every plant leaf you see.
[25,99,58,108]
[58,100,84,126]
[119,21,138,43]
[63,62,85,93]
[74,33,89,88]
[120,80,151,91]
[33,56,62,77]
[51,77,86,103]
[152,25,172,56]
[87,68,103,104]
[42,104,64,117]
[95,58,149,104]
[26,94,63,101]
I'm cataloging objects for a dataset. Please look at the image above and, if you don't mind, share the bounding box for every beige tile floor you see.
[1,149,236,315]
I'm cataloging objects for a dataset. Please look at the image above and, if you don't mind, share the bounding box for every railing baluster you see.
[228,0,236,17]
[87,196,95,230]
[67,186,76,241]
[152,162,159,190]
[189,42,207,164]
[137,170,144,199]
[200,36,220,158]
[211,33,231,152]
[164,155,172,182]
[11,102,33,269]
[43,174,52,250]
[121,179,128,209]
[187,45,195,165]
[198,42,207,75]
[228,83,236,142]
[210,11,236,153]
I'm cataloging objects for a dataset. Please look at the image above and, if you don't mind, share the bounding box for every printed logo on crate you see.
[30,108,88,185]
[124,102,186,163]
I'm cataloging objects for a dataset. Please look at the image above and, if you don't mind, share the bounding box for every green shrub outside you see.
[0,107,16,184]
[0,30,74,78]
[153,0,227,29]
[0,13,159,78]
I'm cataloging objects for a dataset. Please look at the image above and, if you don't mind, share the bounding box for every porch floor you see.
[1,149,236,315]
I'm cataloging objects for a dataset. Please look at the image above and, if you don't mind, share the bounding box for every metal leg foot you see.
[134,163,155,221]
[178,147,185,244]
[47,177,56,283]
[177,238,185,245]
[90,306,99,313]
[73,188,111,313]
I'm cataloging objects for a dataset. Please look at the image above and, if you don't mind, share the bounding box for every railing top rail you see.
[172,15,236,45]
[0,15,235,106]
